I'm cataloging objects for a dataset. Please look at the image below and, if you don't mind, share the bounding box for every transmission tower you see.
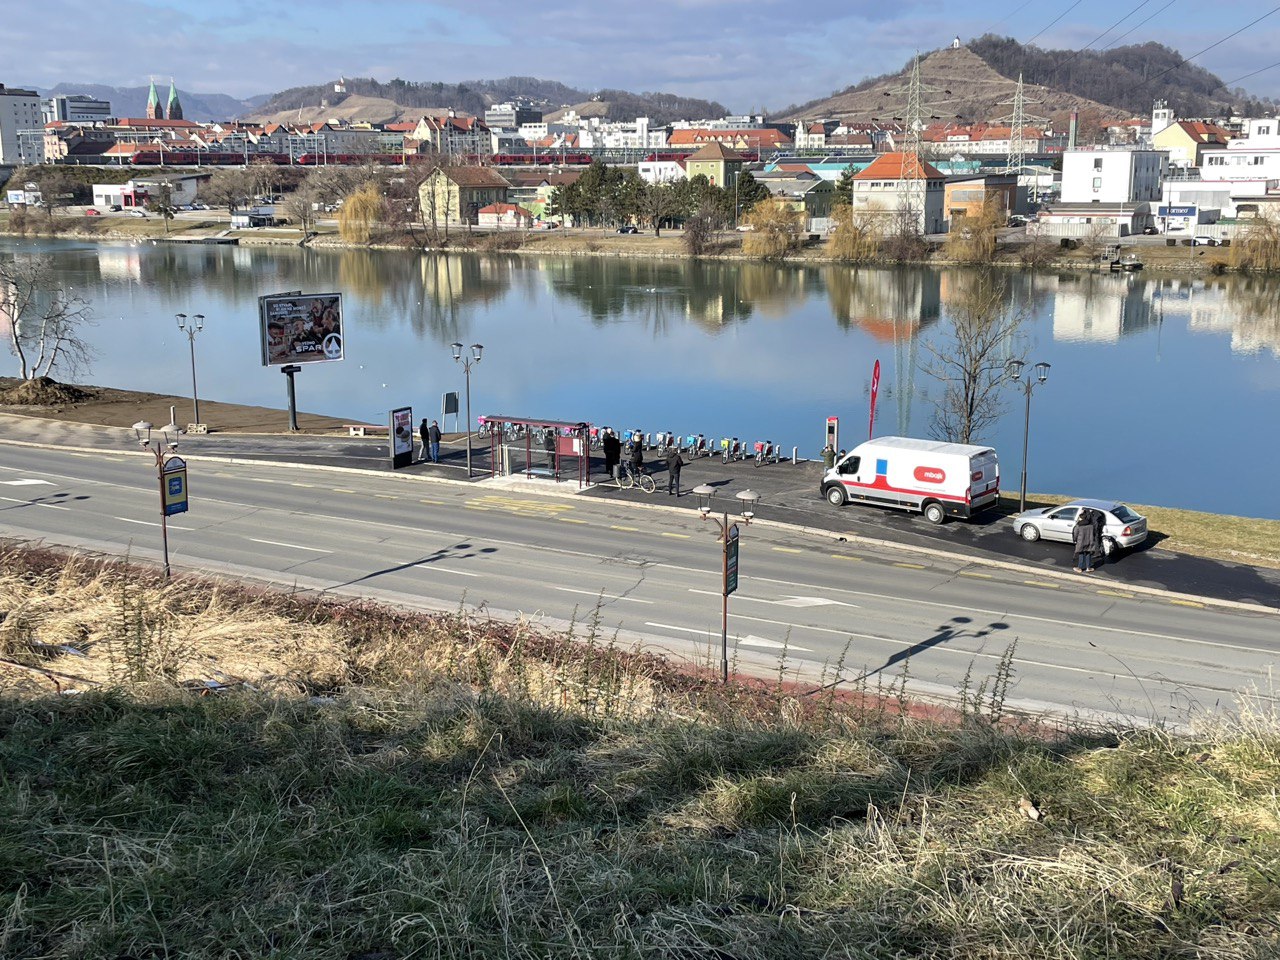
[996,73,1048,177]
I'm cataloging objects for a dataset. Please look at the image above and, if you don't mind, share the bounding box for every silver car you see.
[1011,498,1148,556]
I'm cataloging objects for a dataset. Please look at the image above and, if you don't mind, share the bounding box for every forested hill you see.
[249,77,726,125]
[968,35,1274,119]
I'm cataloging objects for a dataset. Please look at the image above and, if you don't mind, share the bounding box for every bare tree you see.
[202,169,252,215]
[1,254,96,381]
[282,187,318,238]
[919,272,1025,445]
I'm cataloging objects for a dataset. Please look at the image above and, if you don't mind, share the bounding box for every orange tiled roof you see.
[854,152,944,180]
[1171,120,1230,144]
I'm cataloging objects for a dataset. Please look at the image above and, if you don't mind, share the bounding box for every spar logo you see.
[914,465,946,484]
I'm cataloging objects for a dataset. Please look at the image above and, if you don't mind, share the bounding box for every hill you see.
[39,83,255,122]
[246,77,726,126]
[775,45,1123,127]
[968,35,1275,120]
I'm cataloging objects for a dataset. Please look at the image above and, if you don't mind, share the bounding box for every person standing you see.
[665,447,685,496]
[543,429,557,478]
[427,419,442,464]
[629,435,644,481]
[1091,507,1107,569]
[602,428,621,481]
[1072,510,1097,573]
[419,418,430,464]
[822,444,836,471]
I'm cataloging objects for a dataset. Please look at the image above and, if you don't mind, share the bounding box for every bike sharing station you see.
[480,416,593,489]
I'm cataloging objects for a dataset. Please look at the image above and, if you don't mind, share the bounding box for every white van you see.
[821,436,1000,524]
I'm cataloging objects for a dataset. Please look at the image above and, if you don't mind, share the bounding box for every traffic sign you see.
[725,525,740,596]
[162,456,189,516]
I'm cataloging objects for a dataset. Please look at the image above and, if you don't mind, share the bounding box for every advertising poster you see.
[259,293,344,366]
[390,406,414,469]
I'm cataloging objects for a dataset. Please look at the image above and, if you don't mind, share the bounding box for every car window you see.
[838,456,860,475]
[1110,505,1139,522]
[1048,507,1079,521]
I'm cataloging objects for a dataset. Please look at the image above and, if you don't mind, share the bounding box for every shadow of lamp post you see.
[692,484,760,683]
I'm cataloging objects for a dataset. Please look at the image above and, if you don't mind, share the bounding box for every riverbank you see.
[0,207,1245,275]
[2,543,1278,959]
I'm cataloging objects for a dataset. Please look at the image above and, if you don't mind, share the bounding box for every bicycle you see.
[754,440,780,467]
[618,461,656,493]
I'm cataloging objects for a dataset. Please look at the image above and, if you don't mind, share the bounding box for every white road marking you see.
[1,479,55,486]
[247,537,333,554]
[642,622,811,652]
[116,517,195,531]
[556,586,653,604]
[688,588,857,609]
[413,564,478,577]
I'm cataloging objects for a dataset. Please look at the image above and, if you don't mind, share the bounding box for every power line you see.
[1024,0,1085,46]
[1101,0,1177,49]
[984,0,1036,36]
[1223,59,1280,88]
[1139,5,1280,89]
[1052,0,1153,74]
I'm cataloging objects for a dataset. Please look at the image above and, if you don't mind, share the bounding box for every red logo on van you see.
[914,466,945,484]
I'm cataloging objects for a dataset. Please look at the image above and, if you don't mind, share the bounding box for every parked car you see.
[192,203,209,210]
[1007,215,1027,227]
[84,208,101,216]
[1141,226,1159,235]
[109,204,122,212]
[1010,499,1148,557]
[127,210,147,218]
[617,225,638,234]
[1192,236,1217,246]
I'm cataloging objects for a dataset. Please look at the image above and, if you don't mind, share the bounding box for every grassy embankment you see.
[2,545,1279,959]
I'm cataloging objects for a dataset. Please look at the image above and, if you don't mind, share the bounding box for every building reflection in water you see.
[1048,273,1156,344]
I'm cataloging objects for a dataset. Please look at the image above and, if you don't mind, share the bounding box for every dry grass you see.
[2,546,1280,959]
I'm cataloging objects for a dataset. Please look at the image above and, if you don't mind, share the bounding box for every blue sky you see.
[8,0,1280,109]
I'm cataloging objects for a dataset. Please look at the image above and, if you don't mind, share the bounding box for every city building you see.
[849,152,946,234]
[1059,148,1164,204]
[412,111,490,157]
[42,94,113,124]
[484,102,542,130]
[419,166,511,226]
[760,173,835,221]
[477,202,534,229]
[0,83,43,164]
[1152,120,1231,167]
[683,141,745,189]
[943,173,1018,227]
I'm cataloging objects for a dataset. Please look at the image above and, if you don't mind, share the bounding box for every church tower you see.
[166,80,183,121]
[145,79,164,120]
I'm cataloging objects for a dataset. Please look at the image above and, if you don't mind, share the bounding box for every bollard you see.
[792,446,799,464]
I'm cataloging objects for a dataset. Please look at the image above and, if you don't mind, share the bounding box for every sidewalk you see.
[2,412,1277,610]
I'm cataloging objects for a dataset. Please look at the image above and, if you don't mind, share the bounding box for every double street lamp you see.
[175,313,205,428]
[692,485,761,683]
[1005,358,1050,513]
[132,420,188,579]
[450,341,483,477]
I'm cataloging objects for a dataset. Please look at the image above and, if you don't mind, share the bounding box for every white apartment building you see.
[1199,118,1280,182]
[0,83,43,164]
[1060,148,1165,204]
[42,94,112,124]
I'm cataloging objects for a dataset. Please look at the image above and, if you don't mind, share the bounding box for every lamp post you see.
[175,312,204,427]
[132,420,186,579]
[692,485,761,683]
[451,341,483,477]
[1005,359,1050,513]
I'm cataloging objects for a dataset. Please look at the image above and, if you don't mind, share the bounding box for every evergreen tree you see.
[832,167,856,208]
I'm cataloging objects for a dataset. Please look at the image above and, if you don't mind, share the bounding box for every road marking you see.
[1170,598,1205,608]
[414,564,478,577]
[467,495,572,517]
[115,516,194,531]
[375,494,397,500]
[830,554,863,561]
[556,586,652,604]
[643,622,812,652]
[291,482,315,488]
[420,499,445,505]
[558,517,587,524]
[688,589,858,609]
[1023,580,1061,589]
[1,479,54,486]
[661,532,690,539]
[895,562,927,569]
[611,525,639,532]
[332,488,357,494]
[247,537,333,554]
[1098,589,1135,599]
[247,477,277,484]
[772,546,802,554]
[36,503,69,510]
[959,571,993,579]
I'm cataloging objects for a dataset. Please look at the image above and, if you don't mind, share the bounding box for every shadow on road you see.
[857,615,1012,683]
[329,541,498,590]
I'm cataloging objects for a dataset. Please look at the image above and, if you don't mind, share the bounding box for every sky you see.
[6,0,1280,111]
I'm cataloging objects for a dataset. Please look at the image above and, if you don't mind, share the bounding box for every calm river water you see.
[4,237,1278,518]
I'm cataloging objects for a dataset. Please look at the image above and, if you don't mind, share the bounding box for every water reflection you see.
[4,237,1278,515]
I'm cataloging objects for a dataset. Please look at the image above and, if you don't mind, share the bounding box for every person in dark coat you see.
[419,418,430,463]
[601,428,621,481]
[665,448,685,496]
[544,429,557,478]
[629,437,644,479]
[822,444,836,471]
[427,420,442,463]
[1073,510,1098,573]
[1090,508,1107,568]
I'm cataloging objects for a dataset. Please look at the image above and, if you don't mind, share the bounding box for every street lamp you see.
[132,420,187,579]
[1005,358,1050,513]
[692,485,761,683]
[175,312,204,428]
[451,341,483,477]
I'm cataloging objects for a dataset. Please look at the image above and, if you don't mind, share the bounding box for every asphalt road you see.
[1,443,1277,728]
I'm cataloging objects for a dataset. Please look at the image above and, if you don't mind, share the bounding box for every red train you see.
[127,150,607,168]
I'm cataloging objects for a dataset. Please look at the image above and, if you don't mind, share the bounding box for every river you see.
[4,236,1279,518]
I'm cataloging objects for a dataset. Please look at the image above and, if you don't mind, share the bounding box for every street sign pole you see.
[721,524,740,683]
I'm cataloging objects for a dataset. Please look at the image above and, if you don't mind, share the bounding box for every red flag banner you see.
[869,359,881,440]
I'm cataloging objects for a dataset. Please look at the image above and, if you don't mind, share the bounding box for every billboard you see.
[390,406,414,469]
[259,293,345,366]
[1159,205,1196,218]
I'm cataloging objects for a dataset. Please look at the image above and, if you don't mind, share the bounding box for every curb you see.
[3,434,1277,617]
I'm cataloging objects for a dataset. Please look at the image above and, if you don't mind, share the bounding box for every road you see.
[1,443,1276,727]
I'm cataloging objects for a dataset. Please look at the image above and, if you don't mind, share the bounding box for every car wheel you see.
[1102,536,1117,557]
[1019,523,1041,542]
[923,502,946,525]
[825,485,846,507]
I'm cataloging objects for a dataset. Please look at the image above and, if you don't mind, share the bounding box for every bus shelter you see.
[480,415,593,489]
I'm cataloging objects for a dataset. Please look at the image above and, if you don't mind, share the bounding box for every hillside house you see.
[849,152,946,234]
[1152,120,1231,168]
[419,167,511,226]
